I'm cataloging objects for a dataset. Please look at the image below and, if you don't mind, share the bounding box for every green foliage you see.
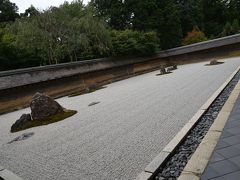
[110,30,159,57]
[232,19,240,33]
[222,19,240,36]
[92,0,182,49]
[182,27,207,45]
[91,0,132,30]
[156,0,183,49]
[0,0,19,24]
[2,0,240,71]
[222,22,233,36]
[130,0,158,31]
[11,109,77,133]
[0,28,41,71]
[226,0,240,23]
[177,0,202,36]
[20,5,39,17]
[9,1,111,65]
[201,0,226,37]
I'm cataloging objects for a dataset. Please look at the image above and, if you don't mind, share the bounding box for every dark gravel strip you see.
[155,71,240,180]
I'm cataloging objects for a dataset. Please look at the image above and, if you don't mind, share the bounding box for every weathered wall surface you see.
[1,34,240,91]
[1,34,240,114]
[156,33,240,58]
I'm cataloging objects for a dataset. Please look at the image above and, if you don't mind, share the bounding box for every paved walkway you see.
[202,94,240,180]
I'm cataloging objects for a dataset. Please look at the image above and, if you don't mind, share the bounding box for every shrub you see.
[110,29,159,57]
[232,19,240,33]
[182,27,207,45]
[222,22,232,36]
[221,19,240,37]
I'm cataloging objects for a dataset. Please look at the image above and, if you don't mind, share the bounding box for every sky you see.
[11,0,90,13]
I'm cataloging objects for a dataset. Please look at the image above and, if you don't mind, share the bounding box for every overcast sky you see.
[11,0,90,13]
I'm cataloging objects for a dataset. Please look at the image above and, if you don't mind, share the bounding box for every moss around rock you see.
[11,92,77,133]
[206,60,224,66]
[11,109,77,133]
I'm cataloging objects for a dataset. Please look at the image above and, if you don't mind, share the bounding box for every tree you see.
[226,0,240,23]
[10,1,111,65]
[176,0,202,36]
[130,0,158,31]
[182,26,207,45]
[201,0,227,37]
[156,0,183,49]
[0,0,19,24]
[222,22,232,36]
[90,0,132,30]
[0,27,41,70]
[221,19,240,36]
[21,5,40,17]
[110,30,159,57]
[232,19,240,33]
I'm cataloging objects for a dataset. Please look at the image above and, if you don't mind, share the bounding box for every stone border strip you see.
[135,65,240,180]
[178,80,240,180]
[0,167,23,180]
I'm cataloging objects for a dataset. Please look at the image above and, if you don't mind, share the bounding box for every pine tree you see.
[222,22,233,36]
[91,0,132,30]
[226,0,240,22]
[0,0,19,24]
[176,0,202,36]
[130,0,158,31]
[201,0,227,37]
[232,19,240,34]
[156,0,183,49]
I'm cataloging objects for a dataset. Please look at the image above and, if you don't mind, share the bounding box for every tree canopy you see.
[1,0,240,71]
[0,0,19,24]
[16,2,111,63]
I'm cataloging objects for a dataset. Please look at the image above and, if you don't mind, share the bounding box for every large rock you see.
[11,114,32,132]
[160,67,167,75]
[210,59,219,65]
[30,93,64,121]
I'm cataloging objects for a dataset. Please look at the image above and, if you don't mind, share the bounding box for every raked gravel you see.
[0,58,240,180]
[155,70,240,180]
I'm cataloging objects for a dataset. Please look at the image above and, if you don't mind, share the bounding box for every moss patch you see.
[205,62,225,66]
[156,72,173,76]
[68,86,107,97]
[11,109,77,133]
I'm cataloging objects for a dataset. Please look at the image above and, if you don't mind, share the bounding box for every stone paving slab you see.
[201,94,240,180]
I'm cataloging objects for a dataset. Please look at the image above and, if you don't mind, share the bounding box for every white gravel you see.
[1,58,240,180]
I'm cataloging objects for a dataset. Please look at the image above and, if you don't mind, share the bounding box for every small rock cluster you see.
[159,65,178,75]
[159,67,167,75]
[11,93,66,133]
[155,71,240,180]
[210,59,219,65]
[207,59,224,66]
